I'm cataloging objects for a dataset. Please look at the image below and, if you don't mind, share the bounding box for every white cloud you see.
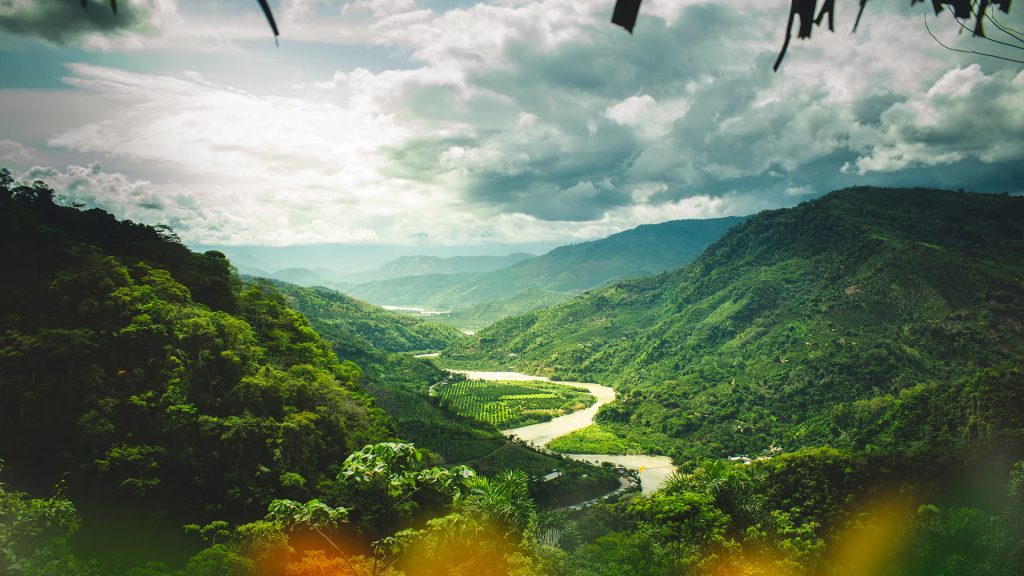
[20,162,205,228]
[847,65,1024,173]
[13,0,1023,247]
[0,139,37,165]
[344,0,418,19]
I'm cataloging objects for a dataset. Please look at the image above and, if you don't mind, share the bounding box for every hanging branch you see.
[924,10,1024,63]
[79,1,279,44]
[610,0,1018,71]
[257,0,280,46]
[774,0,821,72]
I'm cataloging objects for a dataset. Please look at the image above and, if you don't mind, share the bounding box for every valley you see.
[2,175,1022,576]
[446,369,678,495]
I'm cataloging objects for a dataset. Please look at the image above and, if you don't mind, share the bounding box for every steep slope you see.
[268,281,608,479]
[0,176,394,525]
[347,216,746,326]
[267,281,463,352]
[449,188,1024,461]
[264,282,509,463]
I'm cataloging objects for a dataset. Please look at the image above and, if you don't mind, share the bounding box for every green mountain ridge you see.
[448,187,1024,461]
[347,216,747,328]
[258,280,463,353]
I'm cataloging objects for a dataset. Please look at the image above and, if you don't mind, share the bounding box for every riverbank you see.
[448,369,677,495]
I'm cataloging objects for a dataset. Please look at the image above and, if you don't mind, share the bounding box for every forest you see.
[1,171,1022,575]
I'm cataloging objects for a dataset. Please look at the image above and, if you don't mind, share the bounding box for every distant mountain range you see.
[346,216,747,328]
[348,253,534,283]
[235,253,535,289]
[447,188,1024,462]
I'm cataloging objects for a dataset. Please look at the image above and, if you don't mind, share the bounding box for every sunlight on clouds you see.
[7,0,1021,247]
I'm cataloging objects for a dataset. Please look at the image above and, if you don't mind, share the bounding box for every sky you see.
[1,0,1022,251]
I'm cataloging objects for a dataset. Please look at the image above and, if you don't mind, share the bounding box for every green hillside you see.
[346,216,746,327]
[264,280,615,497]
[0,175,396,529]
[265,281,503,464]
[449,188,1024,461]
[268,281,463,353]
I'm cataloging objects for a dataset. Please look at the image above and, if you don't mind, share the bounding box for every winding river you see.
[448,370,676,496]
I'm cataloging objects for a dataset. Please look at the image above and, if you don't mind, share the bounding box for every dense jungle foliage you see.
[267,282,462,354]
[0,170,615,575]
[449,187,1024,463]
[0,170,395,526]
[3,173,1022,576]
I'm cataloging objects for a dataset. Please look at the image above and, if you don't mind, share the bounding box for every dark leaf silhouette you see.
[931,0,974,19]
[815,0,836,30]
[258,0,280,45]
[611,0,642,34]
[774,0,820,72]
[615,0,1017,71]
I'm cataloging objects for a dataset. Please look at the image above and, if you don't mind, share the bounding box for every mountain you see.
[347,216,747,328]
[267,281,463,353]
[268,281,617,490]
[447,188,1024,462]
[271,266,334,286]
[190,241,562,278]
[347,253,534,283]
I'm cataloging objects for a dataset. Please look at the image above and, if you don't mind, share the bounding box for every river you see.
[448,370,676,496]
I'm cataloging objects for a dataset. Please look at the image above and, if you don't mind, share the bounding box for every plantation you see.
[436,378,596,428]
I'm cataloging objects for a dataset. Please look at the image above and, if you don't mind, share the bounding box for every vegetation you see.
[433,288,570,332]
[3,172,1021,575]
[248,267,617,507]
[269,281,463,354]
[564,448,1024,576]
[347,217,745,328]
[547,425,641,455]
[451,187,1024,465]
[435,379,596,429]
[0,171,395,530]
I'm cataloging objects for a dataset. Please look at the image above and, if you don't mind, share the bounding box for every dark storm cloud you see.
[379,2,764,222]
[0,0,162,45]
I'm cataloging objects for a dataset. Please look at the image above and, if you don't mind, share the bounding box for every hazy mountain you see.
[346,216,747,326]
[189,241,562,275]
[448,188,1024,461]
[271,266,334,286]
[348,253,534,283]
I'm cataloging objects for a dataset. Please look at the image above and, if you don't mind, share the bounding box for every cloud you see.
[0,0,177,50]
[846,65,1024,173]
[16,0,1024,247]
[0,139,37,165]
[20,162,205,229]
[344,0,419,19]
